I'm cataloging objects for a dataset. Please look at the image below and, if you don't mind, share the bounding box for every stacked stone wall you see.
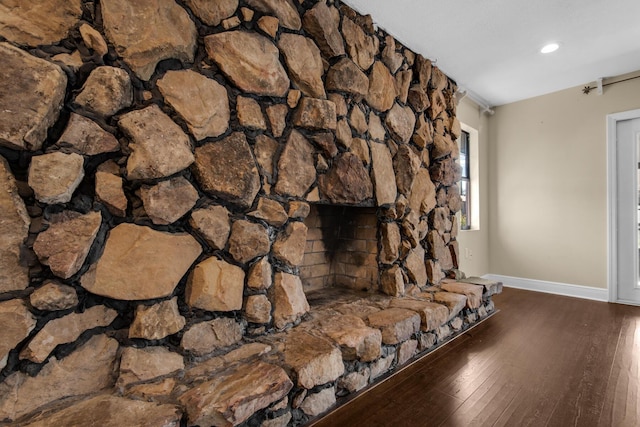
[0,0,479,425]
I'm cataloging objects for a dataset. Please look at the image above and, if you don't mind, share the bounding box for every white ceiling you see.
[344,0,640,106]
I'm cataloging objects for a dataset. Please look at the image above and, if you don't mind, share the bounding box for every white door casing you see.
[607,109,640,305]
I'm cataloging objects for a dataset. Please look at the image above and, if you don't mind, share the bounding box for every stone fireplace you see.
[0,0,501,425]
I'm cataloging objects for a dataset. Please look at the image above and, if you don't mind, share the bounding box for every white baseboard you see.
[482,274,609,302]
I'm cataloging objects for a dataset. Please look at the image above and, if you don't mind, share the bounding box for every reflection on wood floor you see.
[312,287,640,427]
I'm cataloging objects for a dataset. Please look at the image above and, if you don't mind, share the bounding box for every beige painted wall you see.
[455,97,490,277]
[488,74,640,288]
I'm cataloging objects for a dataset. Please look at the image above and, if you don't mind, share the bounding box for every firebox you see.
[301,205,379,293]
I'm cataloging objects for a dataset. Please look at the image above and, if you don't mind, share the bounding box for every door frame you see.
[607,108,640,304]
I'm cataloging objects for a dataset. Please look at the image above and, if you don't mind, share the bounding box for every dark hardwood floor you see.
[312,287,640,427]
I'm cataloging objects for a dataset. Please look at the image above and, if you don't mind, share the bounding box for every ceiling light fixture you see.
[540,43,560,54]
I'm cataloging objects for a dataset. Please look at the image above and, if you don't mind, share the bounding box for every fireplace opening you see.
[300,204,379,294]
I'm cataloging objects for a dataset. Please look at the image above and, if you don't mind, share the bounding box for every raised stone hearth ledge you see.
[0,279,500,426]
[0,0,492,425]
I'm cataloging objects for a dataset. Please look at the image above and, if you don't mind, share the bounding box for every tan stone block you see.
[272,222,308,267]
[179,361,293,426]
[397,339,418,365]
[187,257,244,311]
[181,318,244,356]
[381,265,405,297]
[273,272,309,329]
[284,331,344,388]
[228,220,271,264]
[441,281,484,309]
[117,346,184,389]
[189,205,231,250]
[0,335,118,422]
[433,291,467,320]
[245,294,272,324]
[316,314,381,362]
[367,308,420,345]
[258,15,280,39]
[389,298,449,331]
[247,257,273,290]
[204,31,289,96]
[237,96,267,130]
[20,305,117,363]
[129,297,186,340]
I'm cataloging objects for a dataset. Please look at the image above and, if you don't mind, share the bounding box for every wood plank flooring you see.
[311,288,640,427]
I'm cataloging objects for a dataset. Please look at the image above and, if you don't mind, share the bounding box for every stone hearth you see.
[0,0,502,425]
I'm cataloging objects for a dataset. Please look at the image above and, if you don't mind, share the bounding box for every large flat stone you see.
[205,31,290,97]
[33,211,101,279]
[316,314,382,362]
[117,346,184,388]
[433,291,467,321]
[179,361,293,426]
[441,281,484,309]
[19,305,117,364]
[367,308,420,345]
[0,334,118,422]
[193,132,260,209]
[158,69,230,141]
[0,0,81,46]
[0,156,30,292]
[389,298,449,332]
[283,331,344,389]
[21,395,182,427]
[0,43,67,151]
[120,105,194,180]
[102,0,197,80]
[461,276,504,297]
[0,299,36,371]
[81,223,201,300]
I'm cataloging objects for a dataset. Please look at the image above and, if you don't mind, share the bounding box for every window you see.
[459,130,471,230]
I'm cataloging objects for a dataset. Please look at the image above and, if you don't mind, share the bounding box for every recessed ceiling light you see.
[540,43,560,54]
